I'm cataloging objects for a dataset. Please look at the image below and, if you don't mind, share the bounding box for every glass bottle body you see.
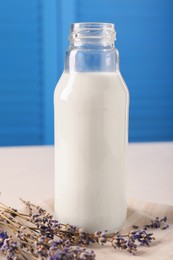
[54,23,129,232]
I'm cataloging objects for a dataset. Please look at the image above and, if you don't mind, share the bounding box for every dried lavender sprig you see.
[0,200,170,259]
[132,216,169,230]
[1,204,96,259]
[19,199,160,256]
[0,230,33,260]
[20,199,96,247]
[20,200,169,252]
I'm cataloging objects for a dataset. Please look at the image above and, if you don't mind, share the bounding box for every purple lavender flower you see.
[49,248,72,260]
[1,238,18,259]
[132,230,154,246]
[49,246,95,260]
[0,231,8,247]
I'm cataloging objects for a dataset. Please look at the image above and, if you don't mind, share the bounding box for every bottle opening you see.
[69,22,116,45]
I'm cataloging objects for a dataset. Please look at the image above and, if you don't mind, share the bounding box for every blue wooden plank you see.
[0,85,41,94]
[130,99,173,108]
[129,119,173,129]
[0,2,38,14]
[0,118,42,126]
[130,108,173,118]
[0,94,42,102]
[61,0,76,57]
[77,0,173,13]
[0,139,41,146]
[0,0,38,7]
[129,136,173,142]
[0,75,42,80]
[129,128,173,136]
[0,13,38,22]
[129,132,173,140]
[0,24,41,32]
[42,0,59,144]
[0,138,42,146]
[0,107,41,114]
[0,126,41,135]
[0,34,42,42]
[0,64,41,74]
[0,42,41,50]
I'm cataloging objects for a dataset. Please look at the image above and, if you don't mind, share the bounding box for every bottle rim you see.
[69,22,116,43]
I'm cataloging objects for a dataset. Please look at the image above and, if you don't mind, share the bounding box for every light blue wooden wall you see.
[0,0,172,146]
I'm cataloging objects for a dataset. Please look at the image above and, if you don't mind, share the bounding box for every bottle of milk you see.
[54,23,129,233]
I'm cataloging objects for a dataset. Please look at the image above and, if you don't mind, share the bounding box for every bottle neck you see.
[64,23,119,73]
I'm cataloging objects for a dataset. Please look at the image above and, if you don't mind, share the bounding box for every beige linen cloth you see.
[45,198,173,260]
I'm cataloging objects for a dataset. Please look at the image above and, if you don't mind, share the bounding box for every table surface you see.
[0,143,173,209]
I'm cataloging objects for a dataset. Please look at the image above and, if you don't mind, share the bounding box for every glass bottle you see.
[54,23,129,233]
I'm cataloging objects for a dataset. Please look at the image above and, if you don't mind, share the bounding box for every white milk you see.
[54,72,129,233]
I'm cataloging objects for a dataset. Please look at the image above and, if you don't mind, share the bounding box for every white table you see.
[0,143,173,209]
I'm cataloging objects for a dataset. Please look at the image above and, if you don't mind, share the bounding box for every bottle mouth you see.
[69,22,116,43]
